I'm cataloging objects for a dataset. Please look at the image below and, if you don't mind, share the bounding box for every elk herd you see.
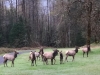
[2,45,91,67]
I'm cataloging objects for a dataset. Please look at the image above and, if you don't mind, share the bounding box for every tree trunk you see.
[86,0,92,51]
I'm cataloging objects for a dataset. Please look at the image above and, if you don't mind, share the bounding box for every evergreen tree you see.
[9,16,26,47]
[75,32,86,46]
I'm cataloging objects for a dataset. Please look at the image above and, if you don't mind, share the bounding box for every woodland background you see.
[0,0,100,48]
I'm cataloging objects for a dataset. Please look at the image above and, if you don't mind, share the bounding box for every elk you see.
[34,51,40,60]
[29,51,37,66]
[65,46,79,62]
[43,49,59,65]
[59,51,63,64]
[82,45,91,57]
[3,50,19,67]
[39,47,44,61]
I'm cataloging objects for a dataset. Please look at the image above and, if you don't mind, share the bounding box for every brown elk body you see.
[65,47,79,62]
[3,50,19,67]
[35,51,40,60]
[30,51,37,66]
[29,50,42,61]
[82,45,91,57]
[43,49,59,65]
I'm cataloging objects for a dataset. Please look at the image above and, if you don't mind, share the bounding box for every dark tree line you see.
[0,0,100,48]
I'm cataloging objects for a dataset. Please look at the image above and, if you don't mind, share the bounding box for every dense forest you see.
[0,0,100,48]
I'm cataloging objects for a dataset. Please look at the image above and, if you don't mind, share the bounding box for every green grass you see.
[0,47,100,75]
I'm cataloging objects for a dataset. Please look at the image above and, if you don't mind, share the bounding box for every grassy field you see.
[0,47,100,75]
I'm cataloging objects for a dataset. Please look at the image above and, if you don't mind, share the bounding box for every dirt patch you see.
[0,47,15,54]
[0,46,48,54]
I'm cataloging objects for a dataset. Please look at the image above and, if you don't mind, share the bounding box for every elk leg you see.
[60,59,62,64]
[51,59,53,65]
[46,60,48,65]
[72,56,74,62]
[47,60,49,65]
[11,63,12,67]
[4,59,8,67]
[33,61,34,66]
[35,60,37,66]
[31,60,33,66]
[43,57,48,65]
[65,55,68,62]
[43,57,45,65]
[87,52,88,57]
[83,52,85,57]
[37,57,38,60]
[6,60,8,67]
[43,60,45,65]
[60,56,63,64]
[41,55,43,61]
[5,62,6,67]
[60,59,63,64]
[39,55,40,61]
[45,58,48,65]
[54,58,56,64]
[3,60,5,67]
[11,61,14,67]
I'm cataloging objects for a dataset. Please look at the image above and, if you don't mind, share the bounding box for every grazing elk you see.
[43,49,59,65]
[82,45,91,57]
[3,50,19,67]
[29,51,37,66]
[59,51,63,64]
[65,46,79,62]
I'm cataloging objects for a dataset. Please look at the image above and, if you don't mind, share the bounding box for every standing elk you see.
[65,46,79,62]
[59,51,63,64]
[3,50,19,67]
[29,51,37,66]
[43,49,59,65]
[29,48,43,61]
[39,47,44,61]
[82,45,91,57]
[34,51,40,60]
